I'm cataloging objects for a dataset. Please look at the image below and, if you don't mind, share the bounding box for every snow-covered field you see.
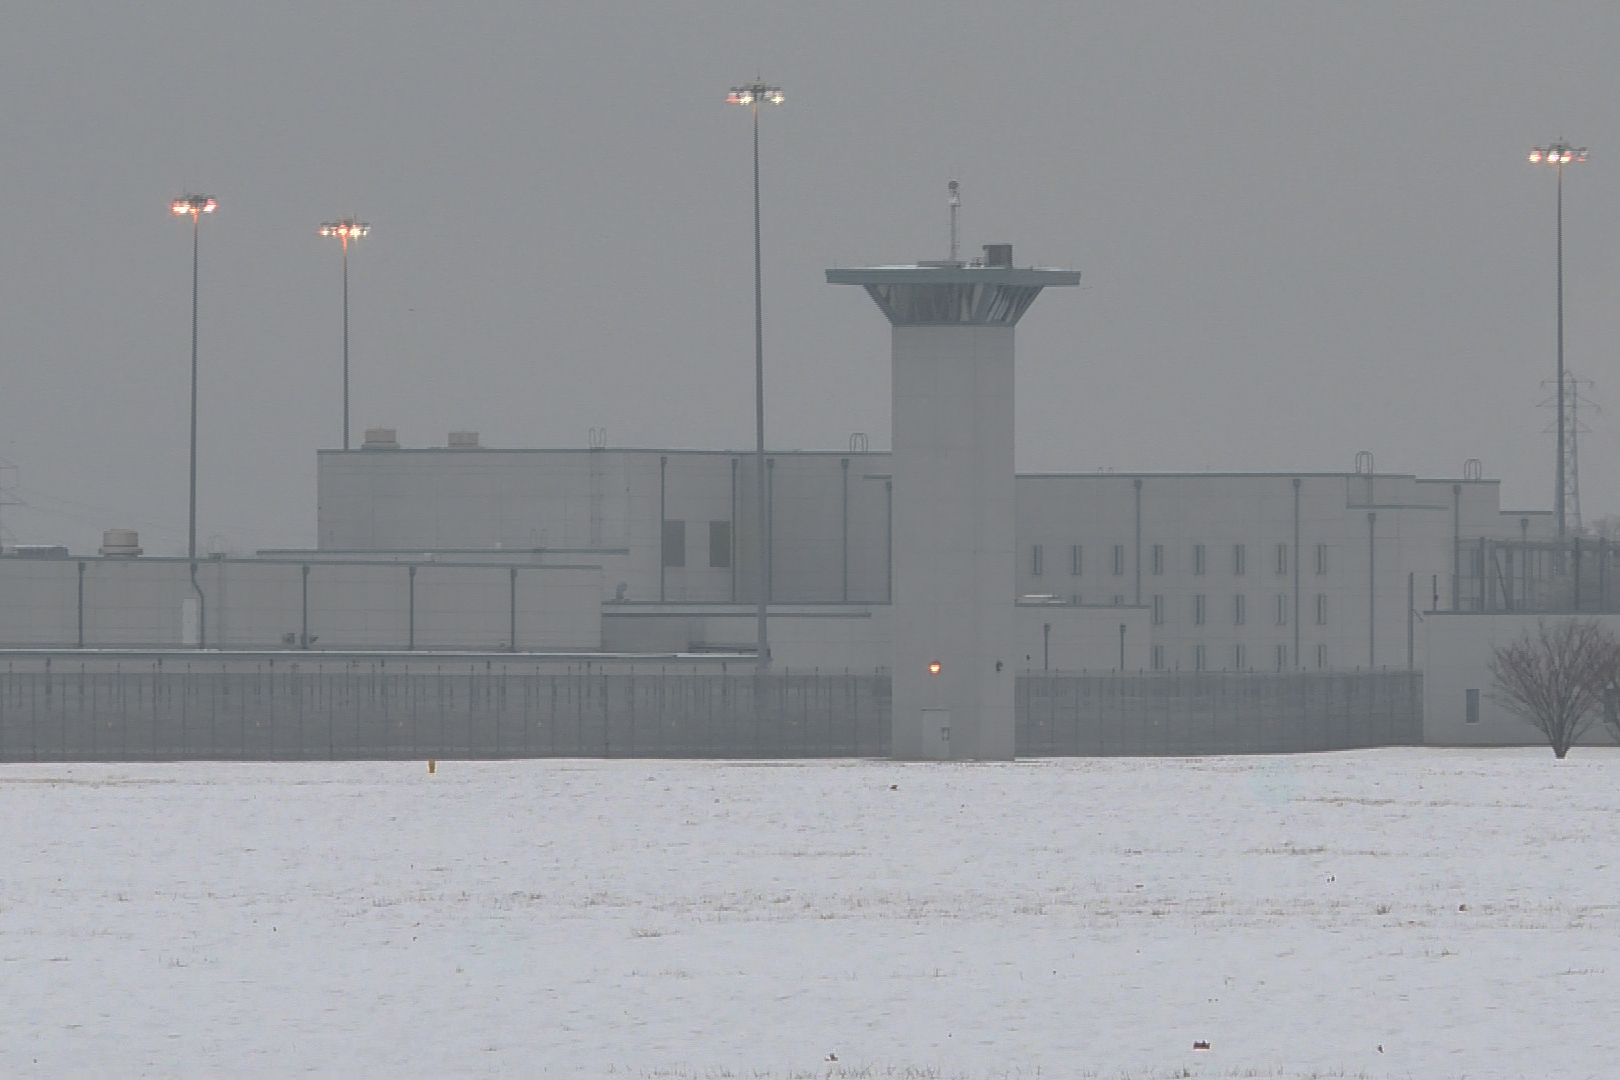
[1,749,1615,1079]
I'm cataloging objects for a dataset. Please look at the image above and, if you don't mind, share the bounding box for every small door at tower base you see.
[921,709,950,761]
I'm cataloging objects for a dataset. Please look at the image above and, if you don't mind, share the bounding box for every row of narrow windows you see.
[1032,543,1331,577]
[1149,643,1333,671]
[1151,593,1330,626]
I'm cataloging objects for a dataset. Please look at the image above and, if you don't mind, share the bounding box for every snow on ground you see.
[0,748,1615,1079]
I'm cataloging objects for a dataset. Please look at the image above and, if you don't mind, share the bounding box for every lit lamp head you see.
[1529,142,1587,166]
[928,661,942,675]
[726,82,785,107]
[319,219,370,249]
[170,194,217,218]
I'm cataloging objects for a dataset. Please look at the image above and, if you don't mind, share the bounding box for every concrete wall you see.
[1422,611,1620,747]
[0,557,602,652]
[887,325,1017,761]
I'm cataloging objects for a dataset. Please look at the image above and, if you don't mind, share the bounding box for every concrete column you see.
[890,324,1016,760]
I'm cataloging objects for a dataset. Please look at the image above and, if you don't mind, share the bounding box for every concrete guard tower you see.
[828,248,1079,760]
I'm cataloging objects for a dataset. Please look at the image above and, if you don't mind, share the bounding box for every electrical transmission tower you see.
[1541,371,1597,534]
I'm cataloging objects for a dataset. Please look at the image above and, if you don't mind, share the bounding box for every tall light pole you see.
[319,219,369,450]
[1529,141,1586,538]
[727,80,784,669]
[171,193,215,646]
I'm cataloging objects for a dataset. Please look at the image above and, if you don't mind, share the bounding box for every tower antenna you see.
[947,180,961,264]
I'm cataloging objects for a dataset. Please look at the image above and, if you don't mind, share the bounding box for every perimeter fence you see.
[0,657,1421,761]
[1017,669,1422,756]
[0,658,890,761]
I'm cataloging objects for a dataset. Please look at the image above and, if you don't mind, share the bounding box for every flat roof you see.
[826,266,1081,287]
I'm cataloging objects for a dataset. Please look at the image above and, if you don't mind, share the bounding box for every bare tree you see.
[1488,617,1620,758]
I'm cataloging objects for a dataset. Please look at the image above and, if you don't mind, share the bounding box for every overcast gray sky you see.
[2,2,1618,554]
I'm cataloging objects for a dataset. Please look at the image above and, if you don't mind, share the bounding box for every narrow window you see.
[1152,644,1165,671]
[1194,594,1206,626]
[1152,595,1164,625]
[708,520,732,568]
[1113,544,1125,575]
[1276,593,1288,626]
[1032,545,1043,577]
[1315,593,1327,625]
[661,520,686,568]
[1316,643,1327,669]
[1194,544,1206,576]
[1112,594,1124,606]
[1152,544,1164,576]
[1276,643,1288,671]
[1465,688,1480,724]
[1234,643,1246,670]
[1234,544,1246,576]
[1195,644,1206,671]
[1276,543,1288,575]
[1070,544,1082,576]
[1234,594,1246,625]
[1316,543,1328,575]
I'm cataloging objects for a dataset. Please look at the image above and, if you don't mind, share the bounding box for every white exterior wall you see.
[1422,611,1620,748]
[1018,473,1546,676]
[312,449,1551,674]
[889,325,1016,760]
[317,448,892,607]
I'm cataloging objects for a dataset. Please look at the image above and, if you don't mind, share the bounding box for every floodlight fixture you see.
[1529,142,1586,165]
[318,219,370,245]
[171,194,217,216]
[727,83,785,107]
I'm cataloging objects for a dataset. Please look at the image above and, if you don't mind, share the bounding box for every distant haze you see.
[2,3,1618,554]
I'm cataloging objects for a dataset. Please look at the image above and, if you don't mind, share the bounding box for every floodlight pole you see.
[320,220,368,450]
[729,81,783,670]
[172,193,215,647]
[1530,141,1585,538]
[189,206,200,566]
[342,235,351,451]
[1555,158,1566,538]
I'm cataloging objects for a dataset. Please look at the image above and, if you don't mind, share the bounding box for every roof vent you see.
[100,529,142,557]
[448,431,480,449]
[982,243,1013,268]
[361,428,399,450]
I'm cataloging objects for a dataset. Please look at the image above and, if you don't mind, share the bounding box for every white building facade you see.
[314,441,1551,674]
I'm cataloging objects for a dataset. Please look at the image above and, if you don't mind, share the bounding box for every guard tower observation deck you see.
[828,249,1079,760]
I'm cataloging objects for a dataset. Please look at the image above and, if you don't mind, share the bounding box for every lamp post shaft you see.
[1555,162,1566,538]
[189,211,200,565]
[342,239,351,452]
[752,101,769,670]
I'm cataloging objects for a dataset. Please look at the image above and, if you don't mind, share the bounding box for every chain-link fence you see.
[1017,670,1422,756]
[0,659,891,761]
[0,657,1421,761]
